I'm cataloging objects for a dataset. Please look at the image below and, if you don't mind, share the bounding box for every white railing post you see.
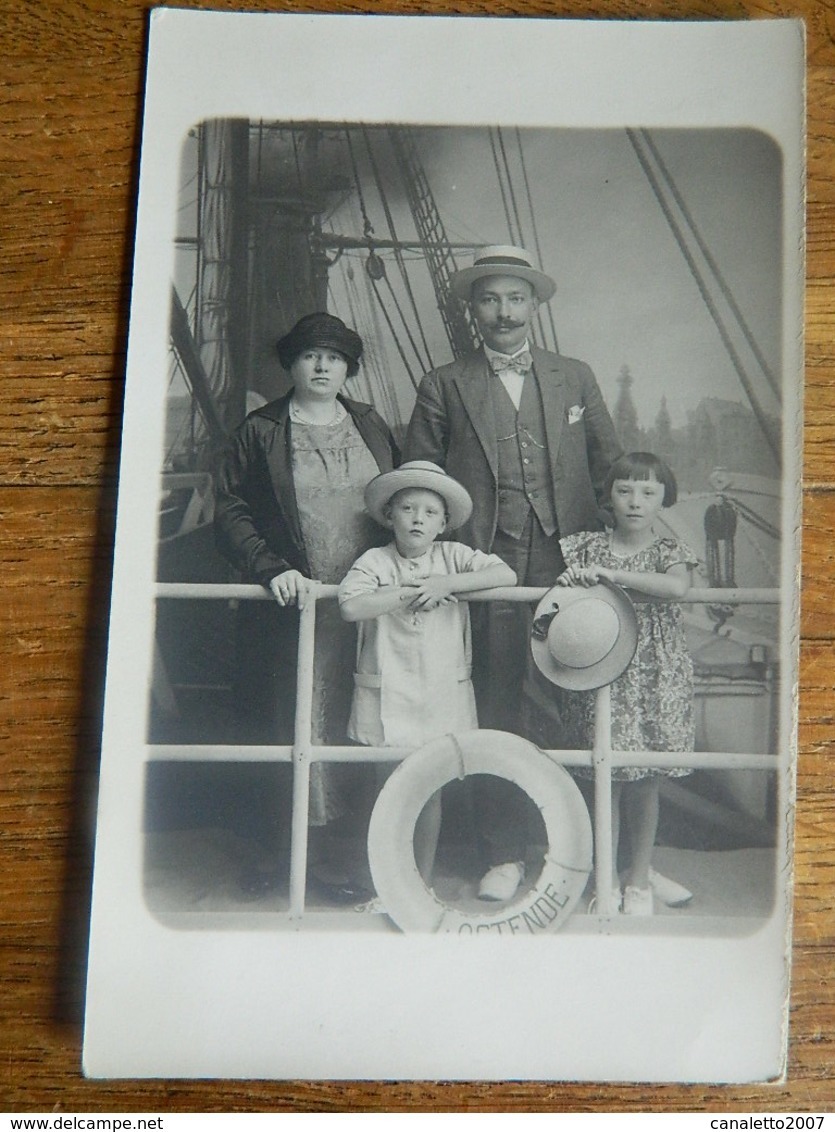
[592,684,616,915]
[288,583,319,919]
[152,581,780,926]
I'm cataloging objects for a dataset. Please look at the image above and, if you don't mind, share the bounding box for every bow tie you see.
[490,350,532,375]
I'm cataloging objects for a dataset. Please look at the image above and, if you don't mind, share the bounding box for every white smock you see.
[338,541,505,747]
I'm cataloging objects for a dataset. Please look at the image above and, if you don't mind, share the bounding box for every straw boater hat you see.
[364,461,473,531]
[530,581,639,691]
[451,244,557,303]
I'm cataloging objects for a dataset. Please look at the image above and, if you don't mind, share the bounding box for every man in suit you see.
[405,245,622,900]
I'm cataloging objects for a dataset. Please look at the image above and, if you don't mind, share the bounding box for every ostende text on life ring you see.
[367,729,593,934]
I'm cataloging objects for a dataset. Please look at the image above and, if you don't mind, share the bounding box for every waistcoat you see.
[491,369,558,539]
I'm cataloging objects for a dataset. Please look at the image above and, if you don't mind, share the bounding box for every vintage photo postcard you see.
[83,9,805,1081]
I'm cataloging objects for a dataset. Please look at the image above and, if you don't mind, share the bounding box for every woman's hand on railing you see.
[269,570,311,610]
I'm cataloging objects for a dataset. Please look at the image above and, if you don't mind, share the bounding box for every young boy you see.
[338,460,516,883]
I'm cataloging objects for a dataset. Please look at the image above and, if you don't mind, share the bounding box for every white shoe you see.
[477,861,525,902]
[648,867,693,907]
[587,886,622,914]
[353,896,384,914]
[622,885,654,916]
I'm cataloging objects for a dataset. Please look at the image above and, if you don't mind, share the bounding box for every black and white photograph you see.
[83,10,804,1082]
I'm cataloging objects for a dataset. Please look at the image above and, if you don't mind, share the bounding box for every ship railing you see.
[152,582,781,926]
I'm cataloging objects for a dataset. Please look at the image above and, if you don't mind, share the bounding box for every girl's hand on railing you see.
[557,565,612,587]
[269,569,311,610]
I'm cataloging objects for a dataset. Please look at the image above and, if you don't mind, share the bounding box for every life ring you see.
[367,729,593,934]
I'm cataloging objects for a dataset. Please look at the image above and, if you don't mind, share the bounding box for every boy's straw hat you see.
[365,461,473,530]
[530,581,638,691]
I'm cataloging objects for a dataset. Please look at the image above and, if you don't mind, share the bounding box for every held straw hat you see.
[364,461,473,531]
[530,581,638,691]
[451,244,557,303]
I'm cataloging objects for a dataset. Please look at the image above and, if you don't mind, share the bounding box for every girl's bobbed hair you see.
[604,451,678,508]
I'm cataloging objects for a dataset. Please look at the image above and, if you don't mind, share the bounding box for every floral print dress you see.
[559,531,699,781]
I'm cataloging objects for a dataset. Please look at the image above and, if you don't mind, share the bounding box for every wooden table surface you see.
[1,0,832,1113]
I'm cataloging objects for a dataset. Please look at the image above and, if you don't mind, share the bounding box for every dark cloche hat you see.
[277,312,363,370]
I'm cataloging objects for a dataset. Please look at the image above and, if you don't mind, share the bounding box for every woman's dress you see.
[559,531,698,781]
[291,410,382,824]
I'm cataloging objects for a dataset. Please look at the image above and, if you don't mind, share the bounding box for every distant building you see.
[613,365,643,452]
[681,398,779,489]
[614,375,781,493]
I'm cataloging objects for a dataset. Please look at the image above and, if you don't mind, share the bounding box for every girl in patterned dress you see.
[556,452,698,916]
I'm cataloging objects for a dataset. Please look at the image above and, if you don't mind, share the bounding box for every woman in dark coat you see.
[214,313,399,899]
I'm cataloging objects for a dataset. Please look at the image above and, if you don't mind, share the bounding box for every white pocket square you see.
[567,404,585,424]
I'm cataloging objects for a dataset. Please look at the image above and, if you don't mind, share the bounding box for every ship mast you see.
[387,128,480,359]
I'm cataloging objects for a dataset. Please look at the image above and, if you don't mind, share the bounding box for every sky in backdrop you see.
[323,126,782,433]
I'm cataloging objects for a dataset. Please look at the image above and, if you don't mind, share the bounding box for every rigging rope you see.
[626,128,781,470]
[327,274,370,404]
[164,353,198,466]
[344,128,420,396]
[291,128,303,195]
[704,498,738,631]
[328,212,401,424]
[705,500,738,586]
[640,129,780,403]
[726,496,780,541]
[737,512,779,584]
[497,128,526,254]
[515,127,560,353]
[377,257,428,382]
[487,127,553,351]
[362,127,434,371]
[344,129,375,241]
[362,265,409,425]
[488,128,519,245]
[496,126,546,348]
[367,269,420,391]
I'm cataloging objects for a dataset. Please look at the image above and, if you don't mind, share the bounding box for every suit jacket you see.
[215,391,399,586]
[404,346,622,553]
